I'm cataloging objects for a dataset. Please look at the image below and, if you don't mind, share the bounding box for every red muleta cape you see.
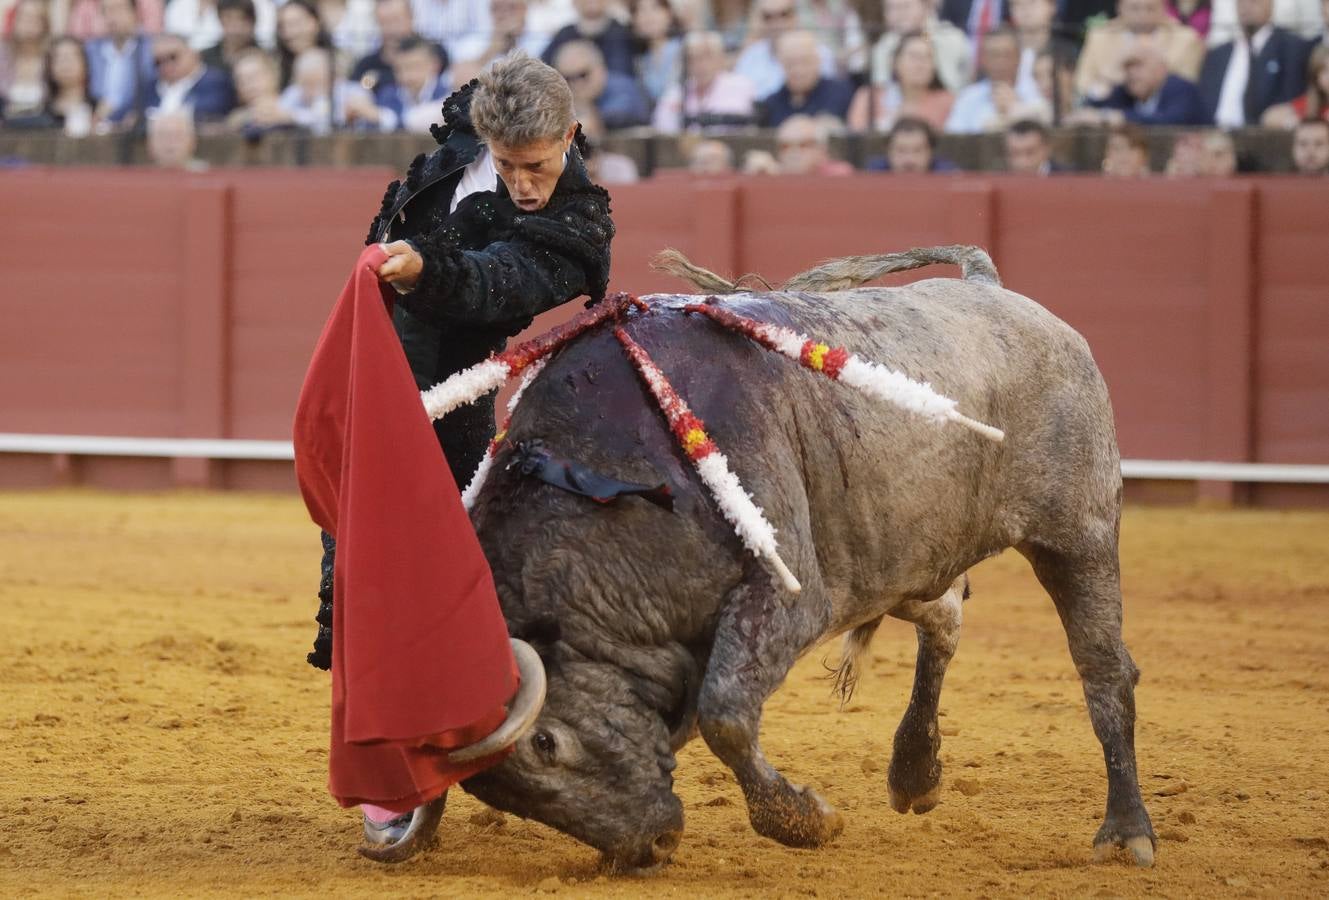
[292,244,517,813]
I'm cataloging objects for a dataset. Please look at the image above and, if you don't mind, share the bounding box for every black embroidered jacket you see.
[308,83,615,672]
[366,79,616,485]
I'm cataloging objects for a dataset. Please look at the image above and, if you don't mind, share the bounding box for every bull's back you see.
[633,282,1117,615]
[489,281,1117,634]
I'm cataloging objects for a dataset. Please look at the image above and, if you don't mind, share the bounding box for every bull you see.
[418,246,1155,870]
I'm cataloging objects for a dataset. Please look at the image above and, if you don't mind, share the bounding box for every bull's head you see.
[461,646,688,869]
[459,418,714,868]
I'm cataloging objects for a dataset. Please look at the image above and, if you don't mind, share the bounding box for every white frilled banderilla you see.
[418,292,1004,594]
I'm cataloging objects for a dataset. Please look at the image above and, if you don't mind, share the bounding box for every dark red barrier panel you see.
[0,168,1325,503]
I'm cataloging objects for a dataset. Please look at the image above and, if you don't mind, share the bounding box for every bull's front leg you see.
[885,576,965,815]
[696,571,843,848]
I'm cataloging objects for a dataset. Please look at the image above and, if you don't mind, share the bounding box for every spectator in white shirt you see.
[280,46,394,131]
[318,0,382,58]
[87,0,158,124]
[652,29,757,131]
[945,26,1050,132]
[411,0,494,60]
[149,33,237,122]
[1206,0,1323,45]
[1198,0,1312,126]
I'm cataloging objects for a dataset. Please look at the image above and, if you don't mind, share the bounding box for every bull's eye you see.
[533,729,557,758]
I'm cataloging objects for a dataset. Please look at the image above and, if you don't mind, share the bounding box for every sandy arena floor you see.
[1,491,1327,898]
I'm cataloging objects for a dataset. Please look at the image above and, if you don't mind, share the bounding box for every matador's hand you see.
[376,240,424,291]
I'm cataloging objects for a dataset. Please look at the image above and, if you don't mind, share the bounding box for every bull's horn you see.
[357,795,447,863]
[448,639,547,763]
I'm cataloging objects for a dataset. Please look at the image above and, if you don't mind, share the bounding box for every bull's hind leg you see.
[885,576,966,815]
[1021,541,1156,867]
[697,570,843,848]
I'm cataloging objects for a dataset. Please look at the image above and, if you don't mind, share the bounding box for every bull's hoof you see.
[889,782,941,815]
[750,785,844,848]
[1092,811,1156,868]
[1093,835,1155,868]
[887,749,941,816]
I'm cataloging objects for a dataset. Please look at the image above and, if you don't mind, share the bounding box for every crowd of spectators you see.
[1,0,1327,175]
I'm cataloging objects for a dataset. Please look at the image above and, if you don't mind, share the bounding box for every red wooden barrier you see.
[0,168,1325,503]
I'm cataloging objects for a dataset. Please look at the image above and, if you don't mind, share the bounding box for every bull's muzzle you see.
[607,828,684,871]
[448,639,548,763]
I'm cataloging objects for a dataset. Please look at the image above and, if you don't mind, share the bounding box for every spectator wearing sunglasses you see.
[147,33,236,122]
[554,38,650,129]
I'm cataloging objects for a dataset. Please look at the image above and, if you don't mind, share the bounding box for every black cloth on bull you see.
[306,81,617,671]
[508,439,674,511]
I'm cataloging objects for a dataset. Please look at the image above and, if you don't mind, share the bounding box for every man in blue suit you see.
[1083,38,1207,125]
[148,35,237,123]
[757,30,855,127]
[1198,0,1311,127]
[87,0,157,126]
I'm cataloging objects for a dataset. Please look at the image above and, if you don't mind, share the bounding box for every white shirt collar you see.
[102,37,138,61]
[160,67,206,103]
[1246,24,1274,56]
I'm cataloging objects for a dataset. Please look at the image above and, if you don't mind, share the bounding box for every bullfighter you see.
[305,49,616,857]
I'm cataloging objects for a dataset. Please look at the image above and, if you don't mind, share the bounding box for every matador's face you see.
[490,126,577,213]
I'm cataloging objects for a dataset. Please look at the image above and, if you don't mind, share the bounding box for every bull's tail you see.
[783,245,1001,291]
[651,245,1001,295]
[825,615,883,708]
[651,249,774,294]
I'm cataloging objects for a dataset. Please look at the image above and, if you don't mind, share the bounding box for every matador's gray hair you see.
[470,50,576,147]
